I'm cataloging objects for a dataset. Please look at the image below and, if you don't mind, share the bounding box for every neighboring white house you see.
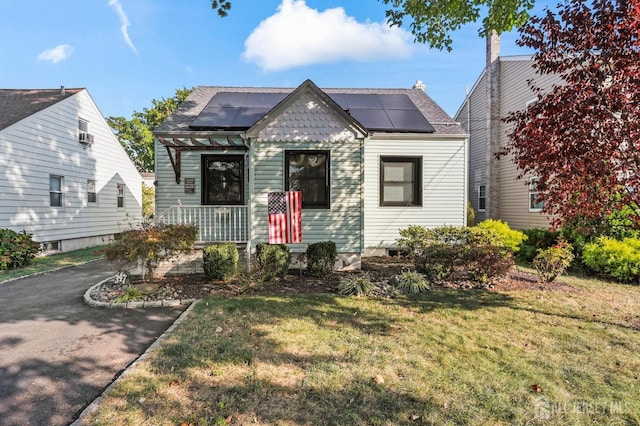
[154,79,468,268]
[0,87,143,252]
[455,35,562,229]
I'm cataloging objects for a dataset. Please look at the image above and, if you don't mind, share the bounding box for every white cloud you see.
[108,0,139,56]
[243,0,415,71]
[37,44,74,63]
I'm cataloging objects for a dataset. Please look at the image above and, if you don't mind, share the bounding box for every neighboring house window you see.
[379,156,422,206]
[285,150,330,209]
[201,155,244,205]
[117,183,125,208]
[529,178,544,211]
[49,175,63,207]
[79,118,89,133]
[478,185,487,212]
[88,180,97,203]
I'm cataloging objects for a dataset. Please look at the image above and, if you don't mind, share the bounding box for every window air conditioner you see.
[79,132,94,144]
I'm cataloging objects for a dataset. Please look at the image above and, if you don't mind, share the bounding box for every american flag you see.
[268,191,302,244]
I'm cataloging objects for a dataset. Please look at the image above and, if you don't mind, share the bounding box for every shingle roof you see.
[0,88,84,131]
[154,83,466,136]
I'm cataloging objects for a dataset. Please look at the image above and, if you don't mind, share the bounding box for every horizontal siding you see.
[363,137,467,249]
[251,140,362,253]
[0,91,142,243]
[497,59,561,229]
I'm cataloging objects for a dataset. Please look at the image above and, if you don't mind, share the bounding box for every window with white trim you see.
[529,178,544,211]
[50,175,63,207]
[87,180,97,203]
[117,183,125,208]
[478,185,487,211]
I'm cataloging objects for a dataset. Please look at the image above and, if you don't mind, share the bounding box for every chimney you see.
[486,31,501,219]
[60,86,66,96]
[413,80,426,92]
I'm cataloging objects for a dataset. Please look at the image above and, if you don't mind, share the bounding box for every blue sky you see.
[0,0,550,119]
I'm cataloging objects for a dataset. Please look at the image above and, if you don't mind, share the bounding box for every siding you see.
[251,92,363,254]
[497,58,562,229]
[0,90,142,245]
[456,70,489,223]
[363,136,467,249]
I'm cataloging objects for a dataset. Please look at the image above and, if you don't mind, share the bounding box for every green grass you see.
[85,274,640,425]
[0,246,105,283]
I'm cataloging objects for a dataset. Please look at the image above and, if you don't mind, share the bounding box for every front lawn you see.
[84,274,640,425]
[0,246,105,283]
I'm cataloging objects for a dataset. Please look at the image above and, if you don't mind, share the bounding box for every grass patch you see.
[85,274,640,425]
[0,246,105,283]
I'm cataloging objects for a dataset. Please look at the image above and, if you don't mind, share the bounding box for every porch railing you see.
[156,203,249,243]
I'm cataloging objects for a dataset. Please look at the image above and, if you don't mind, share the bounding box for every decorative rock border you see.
[83,275,196,308]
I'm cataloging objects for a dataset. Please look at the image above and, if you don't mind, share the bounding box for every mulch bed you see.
[91,256,572,304]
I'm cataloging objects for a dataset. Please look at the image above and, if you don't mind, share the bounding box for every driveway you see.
[0,260,186,426]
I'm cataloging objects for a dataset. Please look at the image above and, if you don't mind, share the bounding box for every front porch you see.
[156,203,249,243]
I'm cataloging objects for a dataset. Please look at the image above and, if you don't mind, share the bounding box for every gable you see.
[253,91,362,143]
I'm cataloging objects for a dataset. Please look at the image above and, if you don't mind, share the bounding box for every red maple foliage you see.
[498,0,640,231]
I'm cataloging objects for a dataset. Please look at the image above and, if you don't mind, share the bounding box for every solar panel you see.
[190,90,434,133]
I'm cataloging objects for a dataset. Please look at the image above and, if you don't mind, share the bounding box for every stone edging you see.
[83,275,196,308]
[70,300,197,425]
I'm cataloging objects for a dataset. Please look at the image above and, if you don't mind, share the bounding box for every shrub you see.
[583,237,640,283]
[476,219,527,253]
[255,242,290,282]
[395,271,431,294]
[203,243,238,281]
[0,228,41,270]
[532,239,574,282]
[103,222,197,281]
[397,225,514,285]
[467,201,476,227]
[517,228,560,262]
[338,275,374,297]
[115,286,143,303]
[306,241,337,277]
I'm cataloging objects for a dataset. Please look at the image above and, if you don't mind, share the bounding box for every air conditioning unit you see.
[79,132,94,144]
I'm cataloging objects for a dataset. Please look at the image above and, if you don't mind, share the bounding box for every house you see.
[0,87,143,252]
[154,79,468,269]
[455,35,562,229]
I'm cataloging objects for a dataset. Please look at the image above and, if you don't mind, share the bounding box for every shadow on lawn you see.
[138,291,519,424]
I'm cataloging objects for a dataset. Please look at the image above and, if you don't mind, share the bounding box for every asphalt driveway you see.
[0,260,186,426]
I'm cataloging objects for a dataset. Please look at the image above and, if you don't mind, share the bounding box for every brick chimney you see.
[486,32,501,219]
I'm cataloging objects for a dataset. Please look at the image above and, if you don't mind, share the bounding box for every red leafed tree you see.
[499,0,640,232]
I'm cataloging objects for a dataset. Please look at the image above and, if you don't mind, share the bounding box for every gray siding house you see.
[0,87,143,252]
[455,36,562,229]
[154,80,468,268]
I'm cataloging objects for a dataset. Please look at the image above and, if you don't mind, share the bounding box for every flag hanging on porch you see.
[268,191,302,244]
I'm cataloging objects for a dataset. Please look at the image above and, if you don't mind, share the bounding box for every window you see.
[117,183,125,208]
[285,150,330,208]
[201,155,244,205]
[529,178,544,211]
[50,175,63,207]
[478,185,487,211]
[379,156,422,206]
[78,118,89,132]
[87,180,97,203]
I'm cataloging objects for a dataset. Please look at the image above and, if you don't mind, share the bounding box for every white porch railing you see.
[156,203,249,243]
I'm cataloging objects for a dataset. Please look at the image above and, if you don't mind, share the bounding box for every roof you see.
[154,81,466,136]
[0,88,84,131]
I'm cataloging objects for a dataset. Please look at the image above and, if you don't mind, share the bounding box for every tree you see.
[498,0,640,232]
[108,87,192,172]
[210,0,536,51]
